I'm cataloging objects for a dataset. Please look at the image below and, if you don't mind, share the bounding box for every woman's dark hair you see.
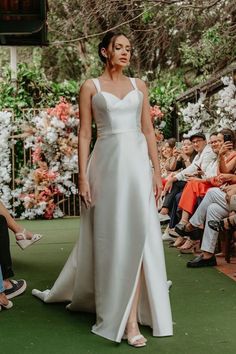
[218,128,236,148]
[167,138,176,149]
[98,31,129,63]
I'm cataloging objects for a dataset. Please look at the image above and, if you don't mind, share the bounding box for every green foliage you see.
[180,24,235,78]
[149,71,186,138]
[0,63,79,115]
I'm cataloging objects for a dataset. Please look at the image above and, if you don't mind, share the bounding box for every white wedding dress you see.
[33,78,173,342]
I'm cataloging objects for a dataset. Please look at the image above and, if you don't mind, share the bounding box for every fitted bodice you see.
[91,78,143,137]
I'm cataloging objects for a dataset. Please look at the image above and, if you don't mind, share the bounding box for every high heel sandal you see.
[173,236,185,248]
[123,322,147,348]
[15,229,43,250]
[179,239,200,254]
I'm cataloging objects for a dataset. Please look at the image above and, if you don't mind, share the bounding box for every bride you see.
[33,31,173,348]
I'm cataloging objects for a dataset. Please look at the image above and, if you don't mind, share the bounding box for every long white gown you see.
[33,78,173,342]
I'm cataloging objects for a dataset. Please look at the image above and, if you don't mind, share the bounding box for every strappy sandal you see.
[173,236,185,247]
[179,239,200,254]
[15,229,43,250]
[123,333,147,348]
[123,322,147,348]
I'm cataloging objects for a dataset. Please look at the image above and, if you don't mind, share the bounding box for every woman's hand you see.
[219,142,233,157]
[79,176,91,208]
[153,174,163,201]
[218,173,234,183]
[164,176,174,194]
[173,147,180,157]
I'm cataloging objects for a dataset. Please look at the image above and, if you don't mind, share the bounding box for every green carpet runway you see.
[1,218,236,354]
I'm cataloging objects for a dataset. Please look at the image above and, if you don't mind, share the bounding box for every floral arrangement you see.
[150,105,166,131]
[215,76,236,130]
[12,98,79,219]
[181,76,236,136]
[0,111,14,211]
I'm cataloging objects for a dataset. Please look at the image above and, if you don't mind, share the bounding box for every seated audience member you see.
[161,138,196,240]
[0,265,13,311]
[175,178,236,267]
[0,201,42,250]
[174,130,236,250]
[159,132,216,224]
[160,138,177,180]
[0,215,27,298]
[172,138,197,170]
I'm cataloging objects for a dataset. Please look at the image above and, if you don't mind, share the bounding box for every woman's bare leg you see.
[179,210,190,224]
[125,267,146,345]
[0,201,33,239]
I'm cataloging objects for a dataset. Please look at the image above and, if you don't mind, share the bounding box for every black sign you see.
[0,0,48,46]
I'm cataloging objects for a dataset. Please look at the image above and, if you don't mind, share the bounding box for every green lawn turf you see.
[1,218,236,354]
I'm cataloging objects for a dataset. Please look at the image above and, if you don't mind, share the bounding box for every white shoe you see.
[167,280,172,290]
[162,232,174,241]
[158,213,170,223]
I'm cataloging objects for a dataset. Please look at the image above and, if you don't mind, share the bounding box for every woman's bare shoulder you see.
[80,79,96,94]
[134,78,147,92]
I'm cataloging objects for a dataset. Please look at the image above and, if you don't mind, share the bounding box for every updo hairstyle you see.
[98,31,129,63]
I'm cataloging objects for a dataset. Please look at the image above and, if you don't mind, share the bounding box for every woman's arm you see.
[136,79,162,199]
[78,80,95,207]
[218,142,235,173]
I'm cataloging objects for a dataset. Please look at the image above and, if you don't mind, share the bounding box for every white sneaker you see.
[158,213,170,223]
[162,232,174,241]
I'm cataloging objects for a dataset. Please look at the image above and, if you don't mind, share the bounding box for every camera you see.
[224,134,232,142]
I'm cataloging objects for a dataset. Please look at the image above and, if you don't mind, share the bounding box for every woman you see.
[33,32,173,347]
[159,137,197,225]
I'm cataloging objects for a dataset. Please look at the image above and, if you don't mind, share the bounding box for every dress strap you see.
[91,78,101,92]
[129,77,137,90]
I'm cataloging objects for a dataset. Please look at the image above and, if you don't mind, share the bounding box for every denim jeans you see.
[0,265,5,293]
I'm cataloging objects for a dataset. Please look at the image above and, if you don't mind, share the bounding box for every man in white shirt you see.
[159,132,216,223]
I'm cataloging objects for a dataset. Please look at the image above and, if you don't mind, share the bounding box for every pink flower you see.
[32,146,42,163]
[150,105,164,123]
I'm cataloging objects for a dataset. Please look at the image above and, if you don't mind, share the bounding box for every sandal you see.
[173,236,185,247]
[178,238,192,249]
[179,239,200,254]
[15,229,43,250]
[127,334,146,348]
[123,322,147,348]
